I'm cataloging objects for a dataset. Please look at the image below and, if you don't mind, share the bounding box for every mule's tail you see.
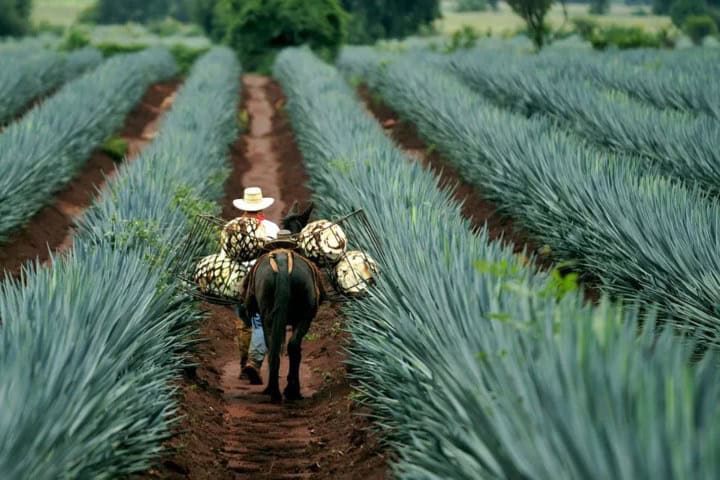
[267,253,290,361]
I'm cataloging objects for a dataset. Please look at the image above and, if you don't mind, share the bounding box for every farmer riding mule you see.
[243,201,324,403]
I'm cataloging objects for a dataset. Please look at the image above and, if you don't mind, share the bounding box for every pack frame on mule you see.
[171,208,381,306]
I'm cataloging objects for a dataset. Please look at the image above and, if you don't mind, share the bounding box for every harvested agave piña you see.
[335,250,378,295]
[221,217,267,262]
[194,252,249,298]
[298,220,347,264]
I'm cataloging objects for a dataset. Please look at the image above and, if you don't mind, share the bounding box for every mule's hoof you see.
[270,393,283,404]
[284,390,304,402]
[242,366,263,385]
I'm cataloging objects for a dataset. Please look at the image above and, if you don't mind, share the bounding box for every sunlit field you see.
[438,1,672,35]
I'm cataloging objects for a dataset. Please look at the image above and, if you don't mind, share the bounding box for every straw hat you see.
[233,187,275,212]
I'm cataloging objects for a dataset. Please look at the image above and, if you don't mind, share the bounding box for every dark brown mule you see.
[244,203,324,403]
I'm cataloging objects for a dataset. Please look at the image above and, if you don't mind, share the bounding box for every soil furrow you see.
[141,76,387,480]
[0,80,181,280]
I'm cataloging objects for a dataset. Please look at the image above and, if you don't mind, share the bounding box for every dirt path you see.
[141,77,387,480]
[0,81,181,279]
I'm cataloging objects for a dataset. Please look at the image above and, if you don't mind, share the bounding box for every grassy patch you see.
[101,136,129,162]
[33,0,94,26]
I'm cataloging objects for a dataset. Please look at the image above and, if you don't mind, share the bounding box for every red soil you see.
[0,81,181,280]
[139,77,387,479]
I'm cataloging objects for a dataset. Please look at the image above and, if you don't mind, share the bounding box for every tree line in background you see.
[0,0,719,65]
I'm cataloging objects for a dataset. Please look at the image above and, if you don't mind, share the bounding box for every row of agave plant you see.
[523,48,720,118]
[445,48,720,196]
[275,46,720,479]
[0,47,177,244]
[0,46,103,124]
[0,46,240,478]
[339,46,720,351]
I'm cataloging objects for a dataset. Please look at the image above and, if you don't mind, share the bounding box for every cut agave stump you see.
[221,216,268,262]
[333,250,379,296]
[303,209,384,302]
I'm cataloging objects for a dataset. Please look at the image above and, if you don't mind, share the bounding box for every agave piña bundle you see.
[298,220,347,264]
[194,252,249,298]
[221,217,267,262]
[335,250,378,295]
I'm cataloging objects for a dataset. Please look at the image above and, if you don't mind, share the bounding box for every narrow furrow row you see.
[276,47,720,480]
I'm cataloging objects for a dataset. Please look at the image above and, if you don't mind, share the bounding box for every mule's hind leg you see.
[263,319,283,403]
[284,322,310,401]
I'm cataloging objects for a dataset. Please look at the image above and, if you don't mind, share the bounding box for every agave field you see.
[0,46,239,477]
[1,30,719,479]
[272,46,720,479]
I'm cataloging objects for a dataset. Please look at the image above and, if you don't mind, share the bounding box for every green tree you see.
[341,0,442,43]
[89,0,173,23]
[213,0,347,72]
[653,0,673,14]
[670,0,708,27]
[683,14,718,43]
[191,0,218,34]
[589,0,610,14]
[456,0,488,11]
[0,0,32,36]
[505,0,554,49]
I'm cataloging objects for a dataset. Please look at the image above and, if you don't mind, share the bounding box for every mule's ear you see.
[300,201,314,223]
[287,201,299,217]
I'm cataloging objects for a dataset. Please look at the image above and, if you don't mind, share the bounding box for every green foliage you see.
[590,24,664,48]
[572,15,600,39]
[92,0,173,23]
[94,42,208,75]
[33,21,65,35]
[589,0,610,14]
[212,0,347,73]
[0,0,32,36]
[169,44,211,74]
[147,17,186,37]
[59,26,91,51]
[101,137,129,161]
[670,0,709,27]
[456,0,488,11]
[443,25,480,52]
[341,0,442,43]
[683,14,719,43]
[652,0,673,13]
[505,0,555,49]
[95,42,147,57]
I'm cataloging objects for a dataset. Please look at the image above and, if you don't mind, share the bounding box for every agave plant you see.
[0,47,178,244]
[276,47,720,479]
[0,47,240,478]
